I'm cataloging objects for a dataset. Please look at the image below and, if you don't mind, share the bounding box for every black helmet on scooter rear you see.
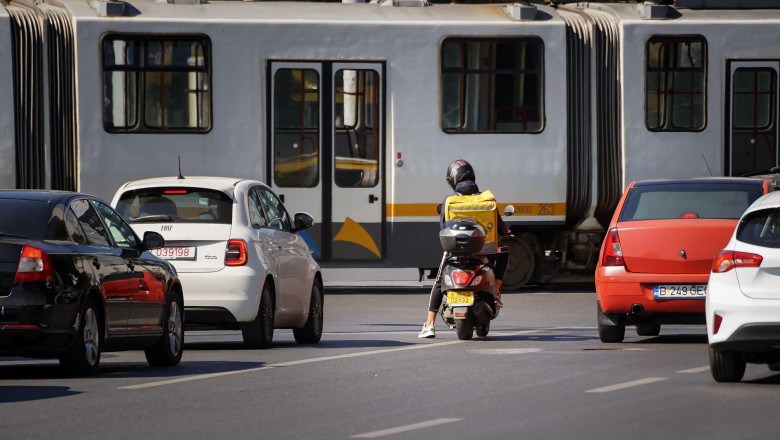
[446,160,475,191]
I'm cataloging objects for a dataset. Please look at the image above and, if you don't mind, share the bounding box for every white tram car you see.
[1,0,779,288]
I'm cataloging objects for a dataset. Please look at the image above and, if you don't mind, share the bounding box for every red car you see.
[595,178,777,343]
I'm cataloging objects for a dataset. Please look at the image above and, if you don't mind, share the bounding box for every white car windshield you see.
[115,187,233,224]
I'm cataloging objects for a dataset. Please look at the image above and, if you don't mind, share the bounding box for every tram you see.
[2,0,779,288]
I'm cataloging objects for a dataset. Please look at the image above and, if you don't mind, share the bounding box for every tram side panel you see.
[0,6,16,189]
[74,19,268,202]
[617,10,780,184]
[386,19,572,278]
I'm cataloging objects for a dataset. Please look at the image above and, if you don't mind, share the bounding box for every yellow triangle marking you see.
[333,217,381,258]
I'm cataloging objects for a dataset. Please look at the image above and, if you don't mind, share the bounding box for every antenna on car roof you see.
[702,154,713,176]
[177,156,185,180]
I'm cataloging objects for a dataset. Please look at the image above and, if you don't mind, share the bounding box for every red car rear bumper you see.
[595,266,707,314]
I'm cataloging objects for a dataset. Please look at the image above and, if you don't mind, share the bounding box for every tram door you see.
[269,61,384,262]
[728,61,780,176]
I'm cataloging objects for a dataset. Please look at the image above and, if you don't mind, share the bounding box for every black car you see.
[0,191,184,374]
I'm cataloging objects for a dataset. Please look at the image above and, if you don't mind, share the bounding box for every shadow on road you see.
[746,373,780,385]
[0,359,265,387]
[634,334,708,344]
[0,385,80,403]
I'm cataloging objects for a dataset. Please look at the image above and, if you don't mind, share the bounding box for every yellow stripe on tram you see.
[386,203,566,217]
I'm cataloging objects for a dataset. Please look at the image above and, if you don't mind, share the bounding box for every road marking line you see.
[119,329,542,390]
[677,366,710,374]
[586,377,667,393]
[119,340,462,390]
[351,418,463,438]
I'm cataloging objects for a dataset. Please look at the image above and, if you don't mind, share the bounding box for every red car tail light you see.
[225,240,248,266]
[601,228,624,267]
[451,269,474,286]
[14,245,54,283]
[711,250,763,273]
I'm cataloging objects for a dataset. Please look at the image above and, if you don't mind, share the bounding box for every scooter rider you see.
[418,159,510,338]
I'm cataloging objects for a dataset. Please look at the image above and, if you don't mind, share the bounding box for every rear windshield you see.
[115,187,233,224]
[0,199,47,238]
[737,208,780,248]
[619,183,764,221]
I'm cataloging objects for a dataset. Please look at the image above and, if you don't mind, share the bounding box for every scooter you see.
[436,206,513,340]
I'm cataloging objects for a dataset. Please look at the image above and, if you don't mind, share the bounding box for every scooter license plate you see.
[447,291,474,305]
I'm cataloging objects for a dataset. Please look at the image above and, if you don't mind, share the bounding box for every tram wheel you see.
[501,236,535,290]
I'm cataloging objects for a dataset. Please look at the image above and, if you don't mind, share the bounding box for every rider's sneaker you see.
[418,323,436,338]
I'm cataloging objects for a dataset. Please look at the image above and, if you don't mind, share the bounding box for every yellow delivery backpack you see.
[444,190,499,254]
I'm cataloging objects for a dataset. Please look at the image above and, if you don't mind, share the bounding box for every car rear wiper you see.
[131,215,173,223]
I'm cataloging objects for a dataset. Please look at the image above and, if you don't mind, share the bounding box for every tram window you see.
[334,69,380,188]
[646,36,706,131]
[730,67,777,176]
[440,37,543,133]
[102,35,211,133]
[273,69,320,188]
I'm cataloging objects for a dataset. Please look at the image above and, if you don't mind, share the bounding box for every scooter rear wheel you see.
[476,321,490,337]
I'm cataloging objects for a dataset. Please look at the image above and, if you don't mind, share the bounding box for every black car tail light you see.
[14,245,54,283]
[225,239,247,266]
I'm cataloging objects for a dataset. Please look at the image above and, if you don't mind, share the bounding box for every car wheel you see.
[768,362,780,371]
[636,323,661,337]
[455,314,474,340]
[709,346,746,383]
[59,297,102,375]
[293,279,324,344]
[597,302,625,343]
[145,291,184,366]
[241,284,274,349]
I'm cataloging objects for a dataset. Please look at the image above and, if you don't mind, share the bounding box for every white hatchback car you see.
[111,176,323,348]
[707,190,780,382]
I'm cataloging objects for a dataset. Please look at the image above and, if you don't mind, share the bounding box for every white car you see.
[706,190,780,382]
[111,176,323,348]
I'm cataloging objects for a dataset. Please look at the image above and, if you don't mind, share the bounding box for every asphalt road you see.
[2,286,779,439]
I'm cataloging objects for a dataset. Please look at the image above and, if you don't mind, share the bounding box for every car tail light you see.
[225,240,248,266]
[711,250,763,273]
[601,228,624,267]
[712,313,723,335]
[680,212,699,219]
[451,269,474,286]
[14,246,54,283]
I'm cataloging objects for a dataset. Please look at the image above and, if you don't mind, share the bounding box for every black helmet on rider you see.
[446,160,475,191]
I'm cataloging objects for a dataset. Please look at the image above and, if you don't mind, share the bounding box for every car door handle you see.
[369,194,378,203]
[92,258,101,269]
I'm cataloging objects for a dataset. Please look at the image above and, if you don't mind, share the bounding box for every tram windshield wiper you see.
[131,215,173,223]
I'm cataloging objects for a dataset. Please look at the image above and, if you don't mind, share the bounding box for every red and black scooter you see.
[437,206,513,340]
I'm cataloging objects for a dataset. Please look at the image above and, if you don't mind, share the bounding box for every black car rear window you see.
[619,183,764,221]
[0,199,47,238]
[116,187,233,224]
[737,208,780,248]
